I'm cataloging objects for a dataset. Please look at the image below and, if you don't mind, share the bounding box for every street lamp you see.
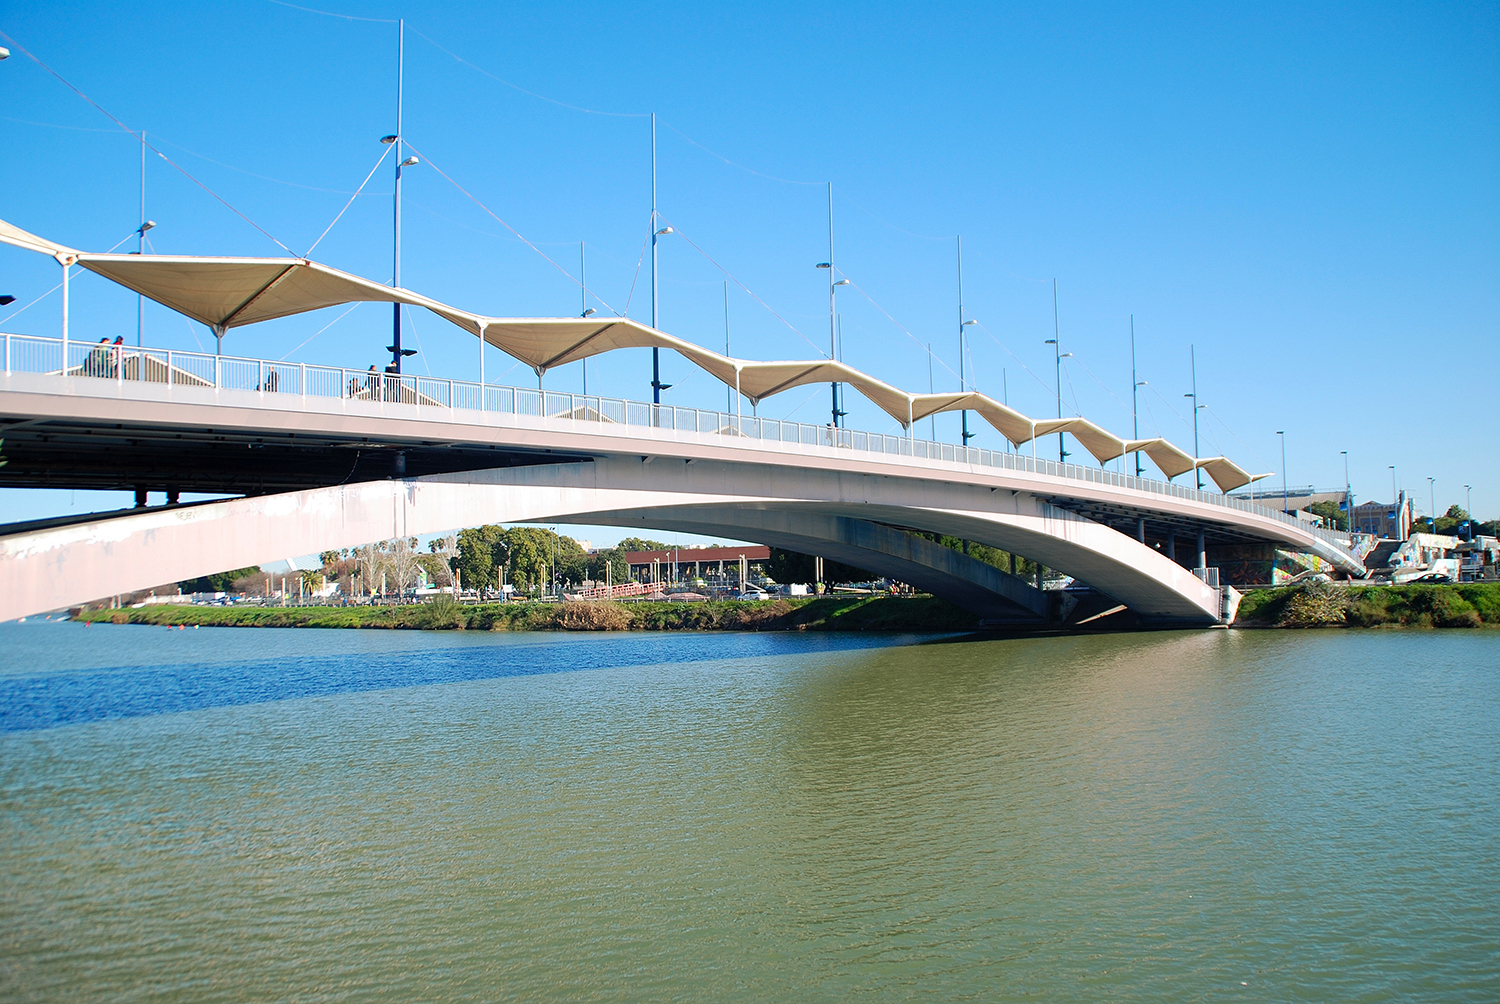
[1130,316,1143,477]
[1045,336,1068,462]
[1277,431,1287,513]
[0,296,14,307]
[1184,344,1203,490]
[135,219,156,346]
[1465,484,1473,540]
[1341,451,1352,534]
[1428,476,1436,535]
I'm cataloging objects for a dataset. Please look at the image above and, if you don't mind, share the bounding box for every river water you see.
[1,622,1496,1002]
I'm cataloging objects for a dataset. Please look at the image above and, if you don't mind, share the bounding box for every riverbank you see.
[75,594,985,633]
[72,583,1500,631]
[1235,582,1500,628]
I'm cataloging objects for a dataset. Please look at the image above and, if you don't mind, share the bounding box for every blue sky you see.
[1,1,1495,535]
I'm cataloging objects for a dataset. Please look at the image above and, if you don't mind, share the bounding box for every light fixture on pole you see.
[1428,476,1436,534]
[1465,484,1473,540]
[384,18,418,376]
[1044,337,1068,463]
[1049,279,1066,463]
[136,130,153,347]
[1130,315,1143,477]
[823,184,844,429]
[1278,431,1287,513]
[648,114,673,405]
[1184,344,1204,490]
[1341,450,1352,533]
[956,236,976,446]
[0,296,15,307]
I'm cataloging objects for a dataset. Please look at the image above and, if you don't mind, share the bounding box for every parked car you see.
[1411,572,1452,584]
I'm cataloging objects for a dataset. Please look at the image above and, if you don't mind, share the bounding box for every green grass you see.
[1235,583,1500,628]
[76,594,982,633]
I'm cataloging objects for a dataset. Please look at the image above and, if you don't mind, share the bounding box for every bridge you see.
[0,215,1365,625]
[0,328,1362,626]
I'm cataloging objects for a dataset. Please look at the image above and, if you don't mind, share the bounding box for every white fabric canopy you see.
[1,214,1265,491]
[75,254,480,335]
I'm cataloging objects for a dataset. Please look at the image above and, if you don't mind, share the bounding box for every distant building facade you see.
[626,545,771,583]
[1352,493,1413,540]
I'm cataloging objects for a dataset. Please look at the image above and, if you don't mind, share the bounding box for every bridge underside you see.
[0,457,1227,626]
[0,412,584,493]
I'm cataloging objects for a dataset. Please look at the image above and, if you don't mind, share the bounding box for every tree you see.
[177,565,261,594]
[616,536,670,553]
[586,546,630,585]
[1307,500,1350,531]
[766,548,874,586]
[456,525,507,597]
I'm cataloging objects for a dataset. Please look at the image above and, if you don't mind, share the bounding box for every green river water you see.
[1,623,1495,1001]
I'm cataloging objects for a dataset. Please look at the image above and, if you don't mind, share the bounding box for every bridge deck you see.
[0,331,1360,574]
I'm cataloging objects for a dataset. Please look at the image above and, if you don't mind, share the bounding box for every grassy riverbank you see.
[1235,582,1500,628]
[76,595,984,633]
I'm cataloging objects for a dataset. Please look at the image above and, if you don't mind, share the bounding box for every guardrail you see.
[0,331,1355,554]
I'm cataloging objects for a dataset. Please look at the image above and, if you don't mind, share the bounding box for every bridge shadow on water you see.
[0,623,946,734]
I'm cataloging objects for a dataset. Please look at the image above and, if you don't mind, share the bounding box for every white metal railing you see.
[0,331,1356,554]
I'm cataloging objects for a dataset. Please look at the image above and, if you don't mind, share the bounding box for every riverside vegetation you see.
[75,583,1500,632]
[1235,582,1500,628]
[77,595,984,633]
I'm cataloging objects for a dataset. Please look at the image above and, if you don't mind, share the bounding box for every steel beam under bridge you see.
[0,456,1227,624]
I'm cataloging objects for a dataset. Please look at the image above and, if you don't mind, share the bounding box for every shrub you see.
[1277,582,1348,627]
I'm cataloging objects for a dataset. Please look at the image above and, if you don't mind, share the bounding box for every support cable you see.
[304,145,393,256]
[403,141,621,316]
[0,29,294,254]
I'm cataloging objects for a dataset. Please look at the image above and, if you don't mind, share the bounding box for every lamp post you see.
[579,241,595,394]
[825,185,843,428]
[1130,316,1144,477]
[1183,345,1203,490]
[957,235,976,446]
[382,19,419,375]
[1465,484,1473,540]
[1428,477,1436,535]
[649,114,673,405]
[1048,279,1067,463]
[1389,465,1400,539]
[1341,450,1351,533]
[136,131,155,347]
[1277,431,1287,513]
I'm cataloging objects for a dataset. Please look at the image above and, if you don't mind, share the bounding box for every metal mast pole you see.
[1342,450,1351,532]
[580,241,587,395]
[958,236,973,445]
[1279,431,1288,512]
[827,183,839,428]
[724,280,732,415]
[1190,344,1202,489]
[1131,315,1142,477]
[1053,279,1064,463]
[390,18,406,374]
[650,113,663,404]
[137,131,145,347]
